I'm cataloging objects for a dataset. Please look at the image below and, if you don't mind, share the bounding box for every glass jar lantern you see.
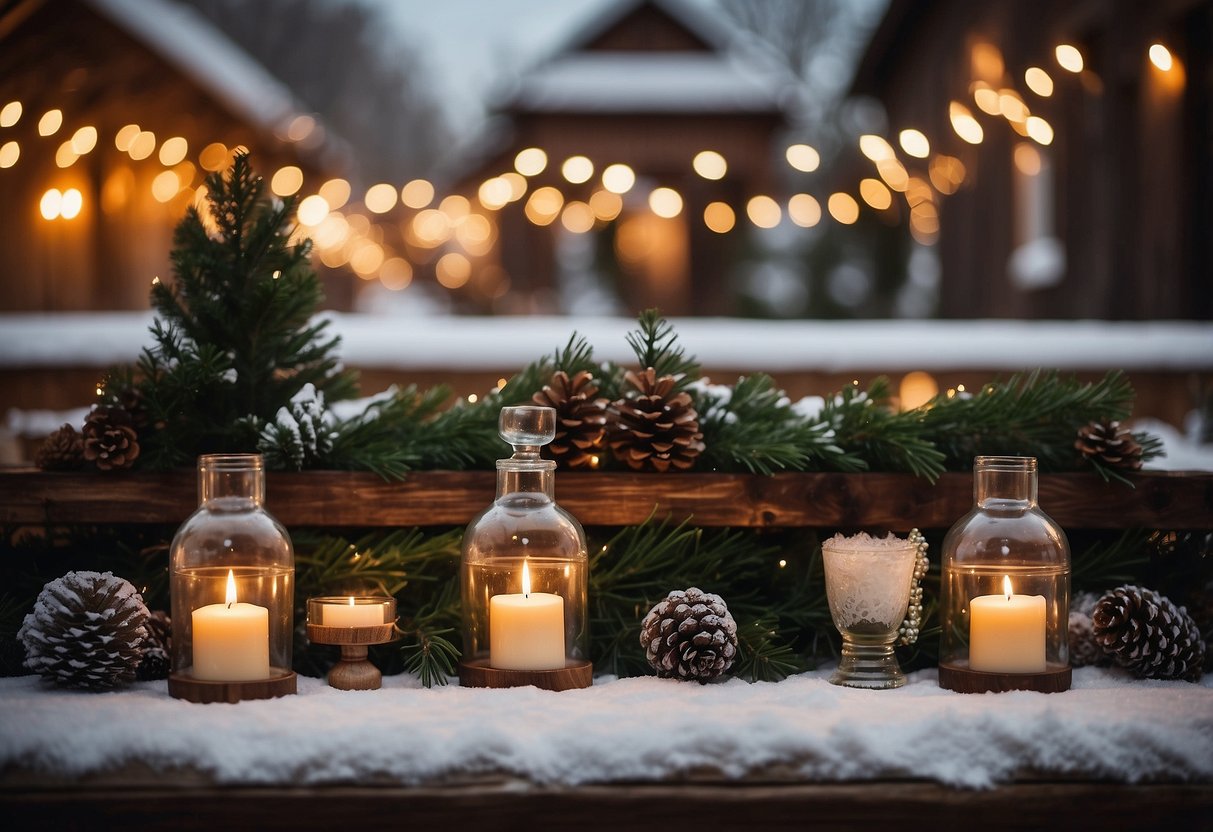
[459,406,591,691]
[938,456,1071,693]
[168,454,297,703]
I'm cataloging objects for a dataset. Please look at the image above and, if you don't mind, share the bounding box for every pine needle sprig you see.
[294,527,462,600]
[625,309,700,390]
[734,618,806,682]
[823,378,946,481]
[398,579,463,687]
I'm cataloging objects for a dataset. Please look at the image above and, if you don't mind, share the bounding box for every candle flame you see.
[1003,575,1013,599]
[225,569,237,607]
[522,559,531,598]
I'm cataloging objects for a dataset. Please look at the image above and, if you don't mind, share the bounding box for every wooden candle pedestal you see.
[938,662,1072,694]
[167,669,297,704]
[306,623,396,690]
[458,658,592,692]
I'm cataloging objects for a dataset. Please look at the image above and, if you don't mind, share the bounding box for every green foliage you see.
[823,378,947,480]
[624,308,701,390]
[131,151,356,469]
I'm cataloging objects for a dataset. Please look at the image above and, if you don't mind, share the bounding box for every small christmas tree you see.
[120,151,357,469]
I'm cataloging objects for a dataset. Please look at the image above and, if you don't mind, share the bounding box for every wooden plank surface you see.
[0,469,1210,529]
[1,778,1210,831]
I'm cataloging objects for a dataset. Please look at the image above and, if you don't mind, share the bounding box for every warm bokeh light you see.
[949,101,984,144]
[972,82,1000,115]
[0,100,20,127]
[909,202,940,243]
[561,200,595,233]
[151,170,180,202]
[1149,43,1173,72]
[349,241,385,275]
[436,252,472,288]
[199,142,229,171]
[928,155,965,194]
[998,90,1029,123]
[787,193,821,227]
[904,177,933,207]
[589,189,622,221]
[478,176,512,210]
[703,201,735,233]
[379,257,413,291]
[859,178,892,210]
[270,166,304,197]
[514,147,547,176]
[286,114,315,142]
[876,158,909,192]
[455,213,493,254]
[440,194,471,220]
[899,371,939,410]
[1025,116,1054,145]
[970,42,1004,83]
[1024,67,1054,97]
[898,129,930,158]
[1055,44,1084,73]
[71,125,98,155]
[158,136,188,166]
[1014,143,1042,176]
[319,178,351,210]
[601,163,635,194]
[859,134,895,162]
[40,188,62,220]
[0,140,17,169]
[746,195,781,229]
[40,109,64,137]
[525,186,563,225]
[692,150,727,180]
[411,208,451,244]
[297,194,330,226]
[561,155,593,184]
[827,192,860,224]
[365,182,398,213]
[785,143,820,172]
[648,187,683,218]
[401,178,434,209]
[55,140,78,168]
[501,171,527,201]
[128,130,156,160]
[59,188,83,220]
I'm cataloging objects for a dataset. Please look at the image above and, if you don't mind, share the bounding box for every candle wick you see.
[227,601,234,610]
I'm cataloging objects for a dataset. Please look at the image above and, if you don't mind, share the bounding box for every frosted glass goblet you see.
[822,533,917,689]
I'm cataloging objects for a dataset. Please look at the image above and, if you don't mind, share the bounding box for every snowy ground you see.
[0,667,1209,789]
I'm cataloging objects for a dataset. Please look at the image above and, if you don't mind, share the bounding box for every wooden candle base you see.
[306,622,396,691]
[168,668,297,704]
[938,661,1072,694]
[458,657,592,691]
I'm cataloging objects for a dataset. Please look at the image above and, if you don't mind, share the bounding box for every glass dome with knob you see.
[459,406,591,691]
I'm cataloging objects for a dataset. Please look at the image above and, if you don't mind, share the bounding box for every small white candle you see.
[969,575,1046,673]
[192,570,270,681]
[322,596,385,627]
[489,560,565,671]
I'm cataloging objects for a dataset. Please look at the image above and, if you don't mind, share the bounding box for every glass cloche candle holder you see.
[168,454,297,703]
[938,456,1071,693]
[459,406,591,691]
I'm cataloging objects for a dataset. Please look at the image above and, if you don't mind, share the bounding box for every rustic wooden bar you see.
[1,469,1210,529]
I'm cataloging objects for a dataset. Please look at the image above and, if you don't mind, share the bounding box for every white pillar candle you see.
[969,575,1046,673]
[322,597,385,627]
[490,560,565,671]
[192,570,270,681]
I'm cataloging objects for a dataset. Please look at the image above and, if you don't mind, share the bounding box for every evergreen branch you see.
[624,309,700,389]
[734,618,806,682]
[1071,530,1152,590]
[294,528,462,600]
[823,378,946,481]
[401,628,460,688]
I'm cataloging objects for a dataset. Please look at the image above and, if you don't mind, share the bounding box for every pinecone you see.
[1091,585,1205,681]
[82,406,141,471]
[533,370,609,469]
[1075,420,1143,470]
[34,423,84,470]
[608,368,705,473]
[640,587,737,682]
[136,610,172,681]
[1068,591,1110,668]
[17,571,150,690]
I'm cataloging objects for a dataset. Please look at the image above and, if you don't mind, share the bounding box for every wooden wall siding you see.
[2,470,1209,530]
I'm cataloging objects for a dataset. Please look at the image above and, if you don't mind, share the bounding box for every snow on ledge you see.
[1,313,1211,373]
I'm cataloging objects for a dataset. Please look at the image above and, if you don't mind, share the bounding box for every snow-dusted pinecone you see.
[1091,585,1205,681]
[533,370,609,469]
[35,423,84,470]
[608,368,704,472]
[640,587,737,682]
[1075,420,1143,470]
[82,406,141,471]
[18,571,150,690]
[136,610,172,681]
[1068,591,1110,668]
